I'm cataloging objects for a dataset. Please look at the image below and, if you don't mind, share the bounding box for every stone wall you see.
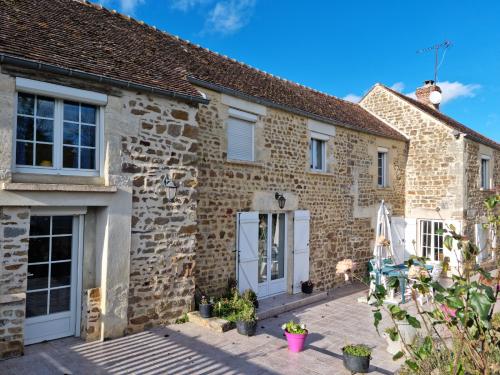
[361,85,465,219]
[0,207,29,359]
[122,94,199,333]
[81,288,101,342]
[194,87,407,296]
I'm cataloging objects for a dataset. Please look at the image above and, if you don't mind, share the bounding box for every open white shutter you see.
[444,220,463,274]
[293,210,310,294]
[391,217,406,263]
[475,223,488,262]
[237,212,259,293]
[404,218,417,258]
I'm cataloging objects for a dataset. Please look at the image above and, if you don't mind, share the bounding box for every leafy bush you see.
[384,326,399,341]
[175,313,189,324]
[281,320,307,334]
[234,298,256,322]
[241,289,257,304]
[343,344,372,357]
[212,289,257,323]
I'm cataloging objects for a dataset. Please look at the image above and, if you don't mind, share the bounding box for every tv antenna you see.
[417,40,452,83]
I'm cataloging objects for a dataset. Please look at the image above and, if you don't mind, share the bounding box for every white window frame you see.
[419,219,444,262]
[377,148,388,188]
[310,137,327,172]
[226,108,257,162]
[480,155,491,190]
[13,78,106,177]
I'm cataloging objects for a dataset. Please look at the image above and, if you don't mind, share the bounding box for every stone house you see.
[361,82,500,273]
[0,0,497,360]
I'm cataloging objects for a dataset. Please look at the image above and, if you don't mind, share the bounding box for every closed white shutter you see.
[237,212,259,293]
[293,210,310,294]
[227,117,254,161]
[391,217,406,263]
[404,218,417,258]
[444,220,462,274]
[475,223,488,262]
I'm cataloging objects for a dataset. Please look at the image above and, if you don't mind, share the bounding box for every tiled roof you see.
[383,86,500,150]
[0,0,407,140]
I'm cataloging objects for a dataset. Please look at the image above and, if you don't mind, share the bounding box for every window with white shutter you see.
[227,117,255,162]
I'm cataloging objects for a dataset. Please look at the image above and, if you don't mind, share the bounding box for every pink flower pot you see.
[284,330,308,352]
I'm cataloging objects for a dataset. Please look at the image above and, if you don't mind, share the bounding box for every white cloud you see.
[170,0,210,11]
[390,82,405,92]
[343,94,362,103]
[404,81,481,105]
[204,0,256,34]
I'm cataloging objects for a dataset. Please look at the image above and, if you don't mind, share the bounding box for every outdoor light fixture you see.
[275,192,286,209]
[161,176,178,202]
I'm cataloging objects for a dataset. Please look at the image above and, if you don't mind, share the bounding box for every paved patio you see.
[1,284,401,375]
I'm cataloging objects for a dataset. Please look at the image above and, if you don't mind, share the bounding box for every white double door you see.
[237,210,310,299]
[24,214,82,345]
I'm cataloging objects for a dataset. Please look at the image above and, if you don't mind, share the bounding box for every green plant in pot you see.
[342,344,372,374]
[235,299,257,336]
[199,295,213,318]
[241,288,259,308]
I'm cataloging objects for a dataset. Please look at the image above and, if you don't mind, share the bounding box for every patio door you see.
[24,214,82,345]
[257,213,287,298]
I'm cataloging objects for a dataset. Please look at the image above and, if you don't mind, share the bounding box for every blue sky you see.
[98,0,500,142]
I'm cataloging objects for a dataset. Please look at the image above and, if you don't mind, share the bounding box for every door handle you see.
[27,273,34,277]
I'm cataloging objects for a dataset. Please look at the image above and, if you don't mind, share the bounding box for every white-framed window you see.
[420,220,444,262]
[226,108,256,162]
[377,148,388,187]
[14,78,107,177]
[480,155,491,190]
[310,138,326,172]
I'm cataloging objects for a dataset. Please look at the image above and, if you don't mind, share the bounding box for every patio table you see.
[380,263,433,304]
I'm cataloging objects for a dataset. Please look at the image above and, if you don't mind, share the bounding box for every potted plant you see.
[235,299,257,336]
[301,280,314,294]
[342,344,372,374]
[242,288,259,309]
[281,320,308,352]
[199,295,213,318]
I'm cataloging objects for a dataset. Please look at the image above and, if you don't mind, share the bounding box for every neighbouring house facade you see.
[0,0,498,360]
[361,82,500,273]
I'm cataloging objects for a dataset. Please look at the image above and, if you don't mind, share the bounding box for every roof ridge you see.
[76,0,359,107]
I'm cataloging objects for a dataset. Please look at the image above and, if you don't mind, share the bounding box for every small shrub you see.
[175,313,189,324]
[241,289,257,304]
[343,344,372,357]
[384,326,399,341]
[235,299,256,322]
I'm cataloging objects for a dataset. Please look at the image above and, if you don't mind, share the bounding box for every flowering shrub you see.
[281,320,307,334]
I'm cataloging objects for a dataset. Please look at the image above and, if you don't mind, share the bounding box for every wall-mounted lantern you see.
[275,192,286,209]
[161,176,178,202]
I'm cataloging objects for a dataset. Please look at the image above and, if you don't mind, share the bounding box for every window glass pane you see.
[80,148,95,169]
[28,237,50,263]
[63,146,79,168]
[35,143,53,167]
[63,122,79,145]
[271,213,285,280]
[36,97,55,118]
[49,287,71,314]
[16,141,33,166]
[16,116,34,140]
[81,104,96,124]
[52,236,72,261]
[258,214,268,284]
[27,264,49,290]
[26,291,48,317]
[315,140,323,170]
[36,119,54,142]
[18,93,35,115]
[51,262,71,287]
[64,101,79,122]
[52,216,73,235]
[81,125,96,147]
[30,216,51,236]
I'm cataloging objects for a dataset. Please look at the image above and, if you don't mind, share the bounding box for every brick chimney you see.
[415,80,442,110]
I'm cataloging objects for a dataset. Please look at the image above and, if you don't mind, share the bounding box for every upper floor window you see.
[14,78,107,176]
[310,138,326,172]
[226,108,257,162]
[377,148,388,187]
[480,156,491,190]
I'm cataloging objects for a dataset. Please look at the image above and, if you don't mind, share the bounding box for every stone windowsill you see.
[307,170,336,177]
[479,188,496,193]
[0,293,25,304]
[1,182,117,193]
[225,159,264,167]
[376,186,392,190]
